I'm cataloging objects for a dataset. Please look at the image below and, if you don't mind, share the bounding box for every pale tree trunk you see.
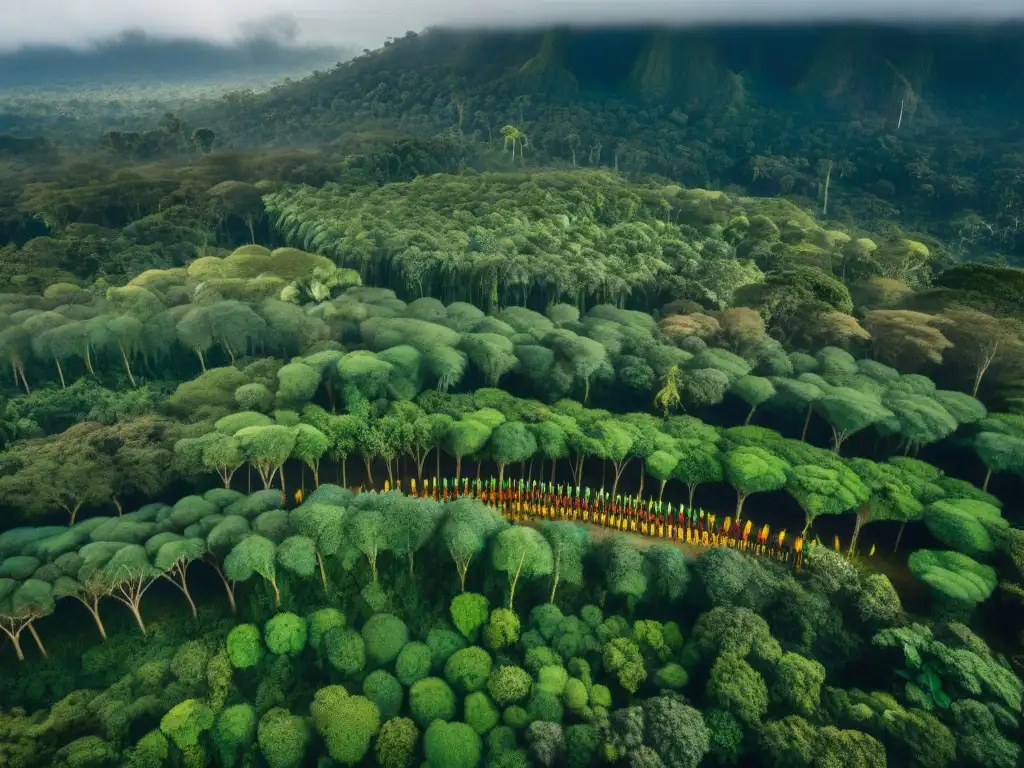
[27,623,47,658]
[822,160,832,216]
[76,596,108,640]
[119,344,137,387]
[893,522,907,553]
[982,468,993,493]
[0,621,26,661]
[831,428,848,455]
[688,484,697,510]
[735,491,748,520]
[611,458,633,501]
[218,466,237,489]
[54,357,66,388]
[111,578,152,635]
[455,455,462,483]
[658,479,668,502]
[128,604,147,635]
[848,504,871,556]
[208,562,237,614]
[801,404,813,442]
[162,562,198,618]
[366,549,378,584]
[508,550,527,609]
[316,551,328,593]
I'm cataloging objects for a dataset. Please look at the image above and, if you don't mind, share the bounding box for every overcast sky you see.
[1,0,1023,51]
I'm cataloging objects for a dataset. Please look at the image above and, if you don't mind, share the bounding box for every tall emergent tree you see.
[491,527,553,610]
[723,446,788,519]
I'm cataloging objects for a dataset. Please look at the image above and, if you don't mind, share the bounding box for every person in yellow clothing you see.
[293,488,304,506]
[794,535,805,570]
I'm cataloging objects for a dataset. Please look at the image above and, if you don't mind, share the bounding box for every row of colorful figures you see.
[295,476,871,571]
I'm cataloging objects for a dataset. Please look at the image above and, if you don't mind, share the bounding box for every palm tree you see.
[500,125,525,160]
[654,365,682,418]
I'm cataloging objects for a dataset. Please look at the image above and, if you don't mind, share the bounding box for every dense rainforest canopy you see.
[0,21,1023,768]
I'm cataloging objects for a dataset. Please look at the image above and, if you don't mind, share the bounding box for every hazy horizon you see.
[2,0,1024,52]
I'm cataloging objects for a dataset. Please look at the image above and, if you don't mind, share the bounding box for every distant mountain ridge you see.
[0,30,351,88]
[188,24,1024,263]
[208,25,1024,130]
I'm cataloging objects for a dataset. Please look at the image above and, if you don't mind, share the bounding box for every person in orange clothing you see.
[756,524,770,555]
[293,488,304,506]
[776,530,787,561]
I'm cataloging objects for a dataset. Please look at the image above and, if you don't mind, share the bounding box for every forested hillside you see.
[0,22,1022,768]
[186,26,1024,264]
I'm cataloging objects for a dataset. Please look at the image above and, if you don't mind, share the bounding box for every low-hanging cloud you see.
[1,0,1023,51]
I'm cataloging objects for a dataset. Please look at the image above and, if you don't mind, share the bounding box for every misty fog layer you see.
[3,0,1024,51]
[0,32,348,88]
